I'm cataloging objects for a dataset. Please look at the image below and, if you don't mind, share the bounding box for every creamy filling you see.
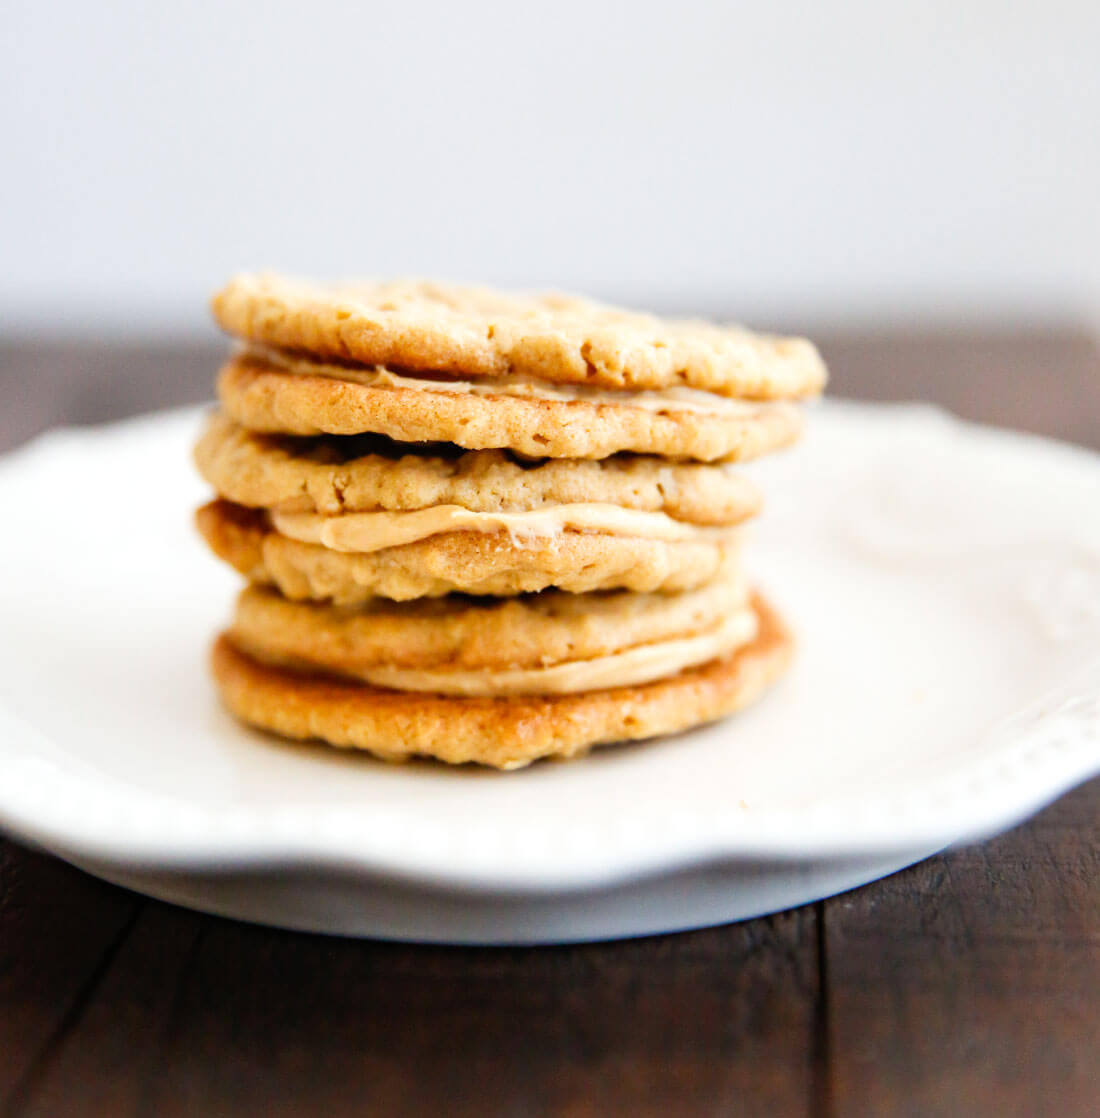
[242,343,761,416]
[351,606,759,696]
[271,503,728,554]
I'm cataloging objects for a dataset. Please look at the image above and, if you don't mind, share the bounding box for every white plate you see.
[0,402,1098,943]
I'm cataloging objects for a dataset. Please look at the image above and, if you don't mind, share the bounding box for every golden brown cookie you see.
[237,603,757,698]
[211,274,827,399]
[229,561,750,677]
[217,355,804,462]
[194,412,762,524]
[197,500,739,603]
[211,591,793,768]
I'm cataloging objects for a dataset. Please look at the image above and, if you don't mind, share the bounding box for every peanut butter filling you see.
[271,504,733,554]
[244,344,772,416]
[344,606,759,696]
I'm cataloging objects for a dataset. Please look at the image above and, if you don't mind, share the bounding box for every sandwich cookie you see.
[193,412,763,524]
[211,590,793,769]
[229,558,752,691]
[217,350,806,462]
[196,499,741,602]
[211,274,828,398]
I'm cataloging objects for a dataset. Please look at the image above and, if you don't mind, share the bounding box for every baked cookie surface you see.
[194,412,762,524]
[230,562,750,676]
[197,500,737,602]
[217,355,804,462]
[212,273,827,399]
[211,591,793,769]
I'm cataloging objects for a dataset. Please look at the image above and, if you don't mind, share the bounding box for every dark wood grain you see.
[0,328,1097,1117]
[0,846,141,1109]
[11,904,819,1118]
[826,781,1100,1117]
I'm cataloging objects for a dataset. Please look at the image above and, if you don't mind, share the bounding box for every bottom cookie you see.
[210,591,794,769]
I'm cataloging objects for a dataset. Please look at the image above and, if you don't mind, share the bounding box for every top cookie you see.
[211,274,827,400]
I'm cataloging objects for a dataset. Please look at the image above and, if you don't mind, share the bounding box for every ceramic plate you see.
[0,402,1097,943]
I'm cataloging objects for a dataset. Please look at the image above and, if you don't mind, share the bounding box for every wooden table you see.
[1,330,1098,1116]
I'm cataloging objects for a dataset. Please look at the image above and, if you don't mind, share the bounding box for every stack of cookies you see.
[195,275,826,769]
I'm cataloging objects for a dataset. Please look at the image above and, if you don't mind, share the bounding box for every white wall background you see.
[3,0,1099,336]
